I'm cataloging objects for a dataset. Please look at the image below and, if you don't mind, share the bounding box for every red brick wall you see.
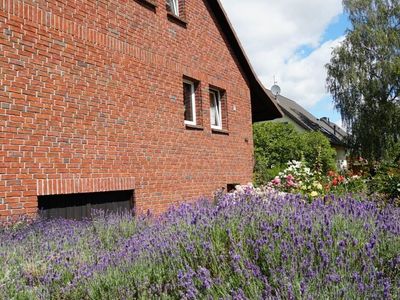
[0,0,255,221]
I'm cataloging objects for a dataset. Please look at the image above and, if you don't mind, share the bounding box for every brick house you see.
[0,0,281,221]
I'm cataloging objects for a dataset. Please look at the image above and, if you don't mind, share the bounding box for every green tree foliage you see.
[368,141,400,204]
[300,131,338,173]
[326,0,400,161]
[253,122,337,185]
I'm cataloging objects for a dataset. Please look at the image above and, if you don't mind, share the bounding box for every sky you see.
[219,0,350,128]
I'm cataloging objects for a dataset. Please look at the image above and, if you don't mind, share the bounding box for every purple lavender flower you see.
[0,193,398,299]
[197,267,212,290]
[327,273,341,283]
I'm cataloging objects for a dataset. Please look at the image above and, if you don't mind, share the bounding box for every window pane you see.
[210,92,217,126]
[210,91,221,127]
[166,0,179,15]
[184,82,194,122]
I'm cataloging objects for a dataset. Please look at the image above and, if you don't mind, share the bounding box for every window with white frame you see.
[210,89,222,129]
[183,79,196,125]
[166,0,179,16]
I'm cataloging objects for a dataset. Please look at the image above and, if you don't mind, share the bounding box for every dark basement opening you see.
[227,183,239,193]
[38,190,134,220]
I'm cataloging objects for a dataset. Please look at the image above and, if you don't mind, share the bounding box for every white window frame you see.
[210,89,222,130]
[167,0,179,16]
[183,79,196,126]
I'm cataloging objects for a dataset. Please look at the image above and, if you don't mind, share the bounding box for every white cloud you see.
[276,37,345,107]
[219,0,344,109]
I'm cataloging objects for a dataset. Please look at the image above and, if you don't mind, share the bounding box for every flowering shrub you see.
[368,161,400,206]
[268,160,324,198]
[327,170,345,187]
[267,161,368,200]
[229,183,283,200]
[326,171,368,198]
[0,193,399,299]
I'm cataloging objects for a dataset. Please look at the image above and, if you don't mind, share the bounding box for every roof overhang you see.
[209,0,283,123]
[251,83,283,123]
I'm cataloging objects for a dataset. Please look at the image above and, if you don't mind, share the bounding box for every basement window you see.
[227,184,239,193]
[38,190,134,220]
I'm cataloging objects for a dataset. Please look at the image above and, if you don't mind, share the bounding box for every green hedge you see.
[253,122,337,185]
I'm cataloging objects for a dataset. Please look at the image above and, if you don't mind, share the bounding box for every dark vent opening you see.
[227,184,239,193]
[38,190,134,220]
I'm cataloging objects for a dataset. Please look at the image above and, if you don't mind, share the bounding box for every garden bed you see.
[0,192,399,299]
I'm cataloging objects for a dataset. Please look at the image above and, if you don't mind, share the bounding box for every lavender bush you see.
[0,193,399,299]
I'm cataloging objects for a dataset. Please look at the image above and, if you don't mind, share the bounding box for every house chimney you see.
[321,117,330,124]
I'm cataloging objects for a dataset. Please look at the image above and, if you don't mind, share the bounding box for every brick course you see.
[0,0,271,221]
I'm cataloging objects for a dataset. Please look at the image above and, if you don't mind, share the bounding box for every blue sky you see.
[220,0,351,128]
[308,13,350,123]
[297,13,349,59]
[324,13,350,42]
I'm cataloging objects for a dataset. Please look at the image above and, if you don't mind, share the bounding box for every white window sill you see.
[185,120,196,126]
[211,125,222,130]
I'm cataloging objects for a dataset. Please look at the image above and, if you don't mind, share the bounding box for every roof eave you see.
[251,84,283,122]
[210,0,283,123]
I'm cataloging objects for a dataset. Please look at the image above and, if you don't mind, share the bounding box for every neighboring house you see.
[266,91,348,170]
[0,0,281,221]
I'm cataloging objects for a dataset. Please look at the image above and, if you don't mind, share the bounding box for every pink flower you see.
[271,177,281,186]
[286,174,294,181]
[286,180,296,187]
